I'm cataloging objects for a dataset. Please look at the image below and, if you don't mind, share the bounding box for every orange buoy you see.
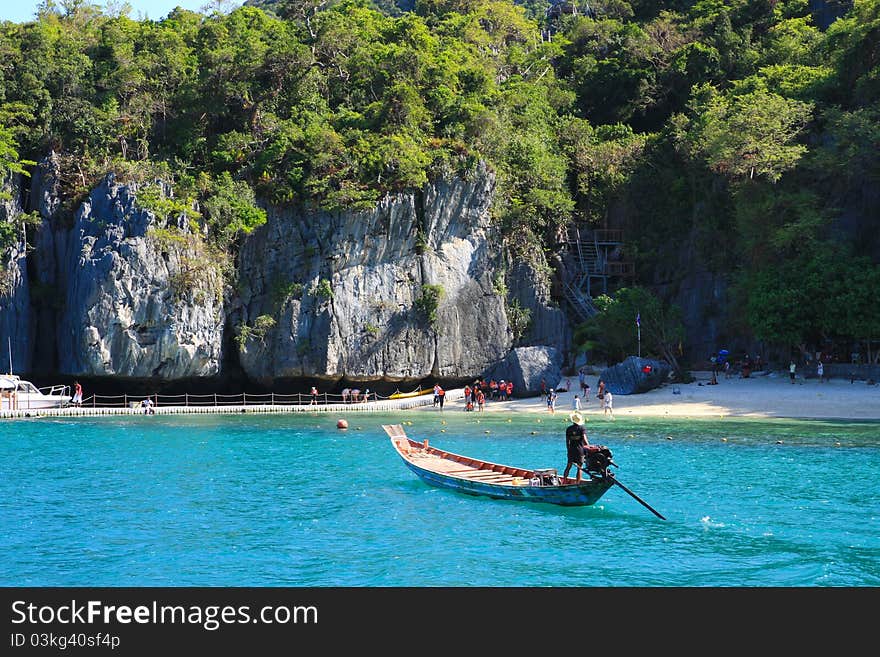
[337,419,349,429]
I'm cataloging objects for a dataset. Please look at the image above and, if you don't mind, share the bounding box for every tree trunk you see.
[661,346,683,380]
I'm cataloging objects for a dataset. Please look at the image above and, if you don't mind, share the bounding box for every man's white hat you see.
[569,412,585,424]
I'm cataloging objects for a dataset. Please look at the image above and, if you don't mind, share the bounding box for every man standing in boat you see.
[563,412,589,483]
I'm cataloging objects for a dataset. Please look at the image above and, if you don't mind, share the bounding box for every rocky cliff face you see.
[655,267,729,364]
[482,346,563,396]
[56,174,225,378]
[235,163,520,384]
[27,152,68,375]
[809,0,852,30]
[6,157,571,385]
[599,356,672,395]
[0,174,31,372]
[508,253,570,356]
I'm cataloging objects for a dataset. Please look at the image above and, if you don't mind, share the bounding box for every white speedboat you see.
[0,375,72,410]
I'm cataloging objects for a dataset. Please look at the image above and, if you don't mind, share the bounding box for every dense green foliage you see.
[235,313,277,351]
[414,283,445,325]
[1,0,878,361]
[575,285,686,376]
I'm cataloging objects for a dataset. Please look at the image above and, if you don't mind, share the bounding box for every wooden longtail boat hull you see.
[384,424,613,507]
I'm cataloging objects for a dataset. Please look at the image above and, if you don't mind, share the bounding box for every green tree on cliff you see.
[577,286,685,377]
[0,125,33,183]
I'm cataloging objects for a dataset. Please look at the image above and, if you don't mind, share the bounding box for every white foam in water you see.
[700,515,725,528]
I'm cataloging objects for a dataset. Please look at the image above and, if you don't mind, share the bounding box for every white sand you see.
[420,371,880,421]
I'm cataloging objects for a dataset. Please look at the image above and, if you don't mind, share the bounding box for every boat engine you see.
[585,445,615,477]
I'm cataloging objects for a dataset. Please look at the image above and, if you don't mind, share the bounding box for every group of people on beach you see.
[430,378,516,411]
[432,384,446,408]
[489,379,514,400]
[709,348,871,385]
[461,384,486,411]
[461,379,513,410]
[339,387,371,403]
[709,352,768,384]
[541,372,613,419]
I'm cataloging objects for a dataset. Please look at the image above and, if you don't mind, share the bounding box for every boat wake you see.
[700,515,725,528]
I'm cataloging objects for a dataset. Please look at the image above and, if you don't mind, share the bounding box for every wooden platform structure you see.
[0,392,457,420]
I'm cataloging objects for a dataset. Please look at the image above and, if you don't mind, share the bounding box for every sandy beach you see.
[2,370,877,422]
[421,371,880,421]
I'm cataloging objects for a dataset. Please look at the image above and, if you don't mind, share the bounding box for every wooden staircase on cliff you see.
[562,226,635,323]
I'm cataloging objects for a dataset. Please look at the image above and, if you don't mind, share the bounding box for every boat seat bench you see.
[459,473,516,482]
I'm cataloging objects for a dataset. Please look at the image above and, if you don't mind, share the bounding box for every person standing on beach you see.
[817,361,825,383]
[437,386,445,409]
[603,390,614,419]
[310,386,319,405]
[547,389,557,413]
[741,354,752,378]
[571,394,581,413]
[563,412,589,483]
[789,361,796,384]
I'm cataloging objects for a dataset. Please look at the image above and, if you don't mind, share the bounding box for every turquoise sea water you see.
[1,411,878,586]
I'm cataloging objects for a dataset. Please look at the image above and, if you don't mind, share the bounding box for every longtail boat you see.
[388,387,433,400]
[384,424,616,507]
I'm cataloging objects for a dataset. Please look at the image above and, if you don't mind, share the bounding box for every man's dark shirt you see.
[566,423,587,460]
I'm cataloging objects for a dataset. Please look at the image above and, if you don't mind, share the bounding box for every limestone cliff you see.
[56,174,225,378]
[8,158,571,386]
[27,152,68,375]
[0,174,31,372]
[235,163,522,384]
